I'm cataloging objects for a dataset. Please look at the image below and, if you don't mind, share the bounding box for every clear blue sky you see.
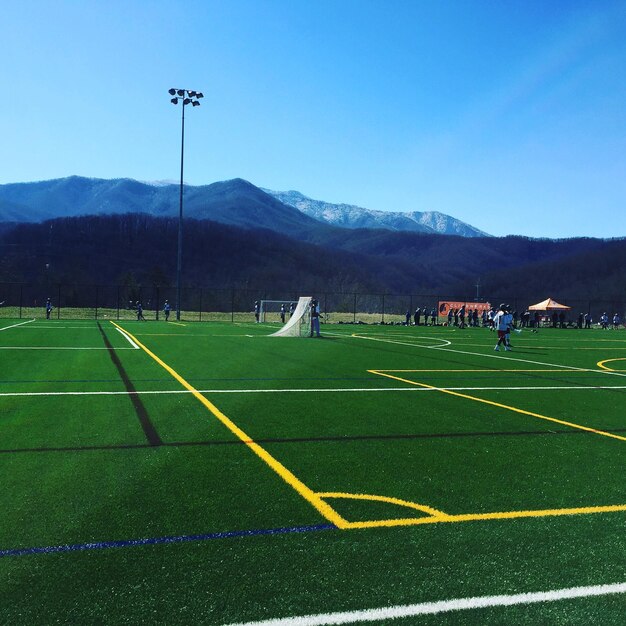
[2,0,626,238]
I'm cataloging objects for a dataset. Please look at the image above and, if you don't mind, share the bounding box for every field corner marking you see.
[108,321,348,529]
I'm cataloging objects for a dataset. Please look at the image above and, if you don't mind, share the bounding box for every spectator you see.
[136,301,146,321]
[310,298,321,337]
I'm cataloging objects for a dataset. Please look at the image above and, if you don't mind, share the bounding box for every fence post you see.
[19,284,23,319]
[231,289,235,323]
[353,292,357,323]
[155,286,160,321]
[382,294,385,324]
[117,286,120,320]
[57,284,61,319]
[95,285,99,319]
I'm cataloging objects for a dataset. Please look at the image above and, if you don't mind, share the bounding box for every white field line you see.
[115,326,140,349]
[19,325,106,329]
[0,347,136,350]
[224,582,626,626]
[345,333,626,379]
[2,384,626,398]
[0,319,35,331]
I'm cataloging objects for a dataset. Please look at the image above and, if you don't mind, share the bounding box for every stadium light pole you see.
[168,88,203,320]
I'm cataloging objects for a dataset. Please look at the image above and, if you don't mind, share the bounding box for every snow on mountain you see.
[265,189,490,238]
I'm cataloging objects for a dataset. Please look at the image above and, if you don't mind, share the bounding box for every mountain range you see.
[0,176,487,237]
[0,175,625,305]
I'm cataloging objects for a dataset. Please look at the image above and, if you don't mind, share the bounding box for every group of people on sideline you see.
[39,298,163,320]
[28,296,623,331]
[406,307,438,326]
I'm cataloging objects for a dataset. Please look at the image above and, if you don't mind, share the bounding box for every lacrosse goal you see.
[270,296,312,337]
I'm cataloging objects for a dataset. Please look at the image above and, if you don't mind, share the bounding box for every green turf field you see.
[0,318,624,624]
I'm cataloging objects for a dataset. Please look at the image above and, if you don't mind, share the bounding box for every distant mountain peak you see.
[264,189,490,237]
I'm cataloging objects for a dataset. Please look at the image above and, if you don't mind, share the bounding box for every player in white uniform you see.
[494,304,511,351]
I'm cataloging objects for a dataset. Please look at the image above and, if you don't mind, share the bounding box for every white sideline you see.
[1,384,626,398]
[224,582,626,626]
[0,382,626,397]
[0,319,35,331]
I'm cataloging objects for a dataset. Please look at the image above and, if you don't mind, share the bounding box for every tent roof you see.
[528,298,571,311]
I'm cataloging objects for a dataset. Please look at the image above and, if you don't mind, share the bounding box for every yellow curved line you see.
[317,492,451,520]
[341,503,626,529]
[597,358,626,372]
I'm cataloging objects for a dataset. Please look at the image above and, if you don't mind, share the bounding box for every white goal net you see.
[270,296,312,337]
[259,300,299,323]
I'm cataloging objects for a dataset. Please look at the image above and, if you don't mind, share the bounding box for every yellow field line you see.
[317,491,626,529]
[374,368,594,373]
[110,321,349,528]
[339,503,626,529]
[318,492,452,520]
[597,358,626,372]
[369,370,626,442]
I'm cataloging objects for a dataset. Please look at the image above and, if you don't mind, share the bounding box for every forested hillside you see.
[1,214,625,304]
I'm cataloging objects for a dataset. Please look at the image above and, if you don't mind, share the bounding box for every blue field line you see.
[0,523,336,558]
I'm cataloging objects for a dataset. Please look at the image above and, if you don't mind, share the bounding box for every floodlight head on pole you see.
[196,92,204,99]
[168,88,176,95]
[170,97,178,105]
[192,100,200,107]
[177,89,185,96]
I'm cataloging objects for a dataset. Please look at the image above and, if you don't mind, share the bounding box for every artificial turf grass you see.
[1,513,624,624]
[1,320,624,624]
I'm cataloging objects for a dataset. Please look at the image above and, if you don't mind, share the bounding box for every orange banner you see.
[438,301,491,316]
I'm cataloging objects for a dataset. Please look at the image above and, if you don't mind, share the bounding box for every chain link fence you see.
[0,282,624,327]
